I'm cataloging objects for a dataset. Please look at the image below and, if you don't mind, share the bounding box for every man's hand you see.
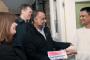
[65,45,77,57]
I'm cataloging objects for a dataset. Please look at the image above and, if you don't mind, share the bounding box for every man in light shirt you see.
[76,7,90,60]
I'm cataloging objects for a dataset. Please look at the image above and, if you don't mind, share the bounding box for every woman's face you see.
[10,22,17,35]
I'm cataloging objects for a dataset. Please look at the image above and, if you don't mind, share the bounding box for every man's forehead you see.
[80,11,88,15]
[37,12,45,17]
[24,7,32,11]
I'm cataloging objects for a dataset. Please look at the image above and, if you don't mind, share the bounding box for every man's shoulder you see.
[77,27,86,31]
[44,26,50,32]
[16,17,25,24]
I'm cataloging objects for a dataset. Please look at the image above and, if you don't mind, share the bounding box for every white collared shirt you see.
[37,28,46,39]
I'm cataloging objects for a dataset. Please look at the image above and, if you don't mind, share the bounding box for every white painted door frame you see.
[49,0,77,42]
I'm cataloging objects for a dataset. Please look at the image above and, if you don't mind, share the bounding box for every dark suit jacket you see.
[13,17,28,48]
[23,24,71,60]
[12,17,28,60]
[0,42,27,60]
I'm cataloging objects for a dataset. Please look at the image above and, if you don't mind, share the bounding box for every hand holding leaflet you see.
[48,50,68,60]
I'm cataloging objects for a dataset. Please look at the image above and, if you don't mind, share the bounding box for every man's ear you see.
[34,17,37,22]
[35,17,38,20]
[21,10,25,14]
